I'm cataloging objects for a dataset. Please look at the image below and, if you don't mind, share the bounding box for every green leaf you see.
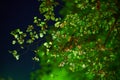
[55,22,60,28]
[12,40,16,45]
[39,33,44,38]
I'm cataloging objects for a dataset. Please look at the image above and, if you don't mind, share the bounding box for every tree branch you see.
[104,16,118,46]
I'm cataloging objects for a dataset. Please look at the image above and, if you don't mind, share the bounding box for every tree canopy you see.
[9,0,120,80]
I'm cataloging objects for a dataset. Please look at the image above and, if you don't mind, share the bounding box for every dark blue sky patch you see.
[0,0,41,80]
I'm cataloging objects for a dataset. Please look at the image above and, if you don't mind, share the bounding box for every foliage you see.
[40,68,70,80]
[9,0,120,80]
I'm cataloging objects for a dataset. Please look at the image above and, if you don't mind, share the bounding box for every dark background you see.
[0,0,41,80]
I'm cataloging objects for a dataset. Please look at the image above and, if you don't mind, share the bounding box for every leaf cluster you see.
[9,0,120,80]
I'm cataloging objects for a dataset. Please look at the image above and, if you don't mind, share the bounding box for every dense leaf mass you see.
[10,0,120,80]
